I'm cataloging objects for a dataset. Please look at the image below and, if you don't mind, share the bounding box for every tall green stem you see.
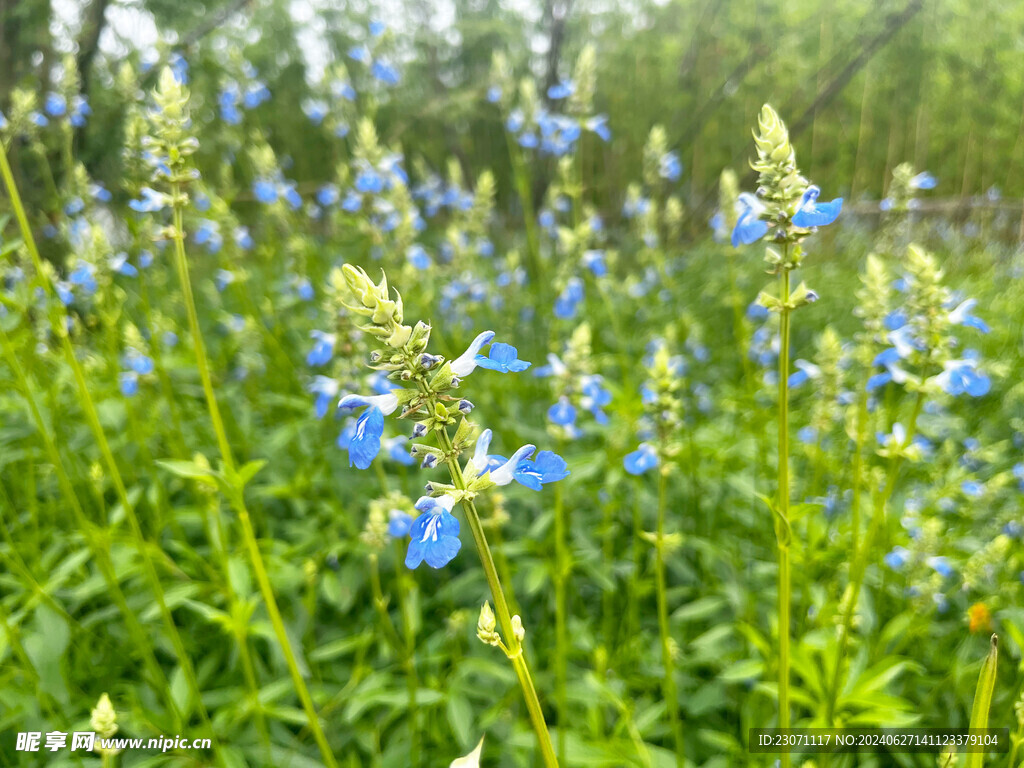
[824,391,924,725]
[654,464,683,765]
[437,429,559,768]
[167,190,338,768]
[553,448,568,763]
[777,267,792,768]
[393,541,421,768]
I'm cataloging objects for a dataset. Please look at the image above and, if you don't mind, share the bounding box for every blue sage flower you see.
[475,342,531,373]
[731,193,769,246]
[884,545,910,571]
[129,187,168,213]
[910,172,937,190]
[338,391,400,469]
[547,80,575,100]
[405,495,461,569]
[659,151,682,182]
[309,376,341,419]
[624,443,659,475]
[547,397,577,426]
[791,185,843,229]
[926,555,953,578]
[306,330,336,367]
[935,359,990,397]
[947,299,989,333]
[513,451,570,490]
[388,510,412,538]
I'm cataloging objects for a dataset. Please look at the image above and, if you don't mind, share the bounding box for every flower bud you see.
[477,602,501,646]
[91,693,118,739]
[511,615,525,643]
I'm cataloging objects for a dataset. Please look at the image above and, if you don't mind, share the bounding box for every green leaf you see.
[965,635,998,768]
[155,459,218,484]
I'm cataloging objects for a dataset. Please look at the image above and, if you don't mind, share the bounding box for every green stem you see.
[437,429,559,768]
[393,541,421,768]
[778,266,792,768]
[504,131,541,289]
[553,452,568,763]
[167,189,338,768]
[654,463,683,766]
[824,391,925,725]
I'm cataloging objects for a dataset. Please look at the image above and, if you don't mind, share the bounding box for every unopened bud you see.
[477,602,501,646]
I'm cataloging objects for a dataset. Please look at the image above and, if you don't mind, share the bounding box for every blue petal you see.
[348,407,384,469]
[731,215,769,247]
[792,198,843,228]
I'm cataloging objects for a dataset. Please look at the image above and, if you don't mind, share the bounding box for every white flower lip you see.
[488,443,536,486]
[450,331,495,377]
[338,391,399,415]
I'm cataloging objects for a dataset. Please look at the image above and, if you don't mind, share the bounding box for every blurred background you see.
[4,0,1023,229]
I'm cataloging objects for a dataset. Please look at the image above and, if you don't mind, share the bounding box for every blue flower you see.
[348,45,371,64]
[125,351,154,375]
[317,184,339,207]
[797,426,817,444]
[332,79,357,101]
[348,406,384,469]
[385,510,412,540]
[281,182,302,209]
[449,330,496,377]
[580,375,611,423]
[69,264,97,294]
[791,185,843,229]
[355,168,385,194]
[659,151,682,182]
[371,60,401,85]
[487,85,502,103]
[109,252,138,277]
[547,397,577,426]
[128,187,167,213]
[788,359,821,388]
[219,85,242,124]
[582,249,607,277]
[554,277,584,319]
[486,442,539,487]
[731,193,769,246]
[935,359,990,397]
[947,299,989,333]
[244,81,270,109]
[624,443,659,475]
[407,244,431,270]
[306,330,336,367]
[405,495,462,569]
[44,92,67,117]
[585,115,611,142]
[910,172,937,190]
[341,191,362,212]
[309,376,340,419]
[369,20,387,36]
[884,546,910,571]
[547,80,574,99]
[303,99,328,124]
[475,342,531,373]
[514,451,570,490]
[234,226,254,250]
[253,179,278,204]
[119,371,139,397]
[961,480,985,497]
[926,556,953,578]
